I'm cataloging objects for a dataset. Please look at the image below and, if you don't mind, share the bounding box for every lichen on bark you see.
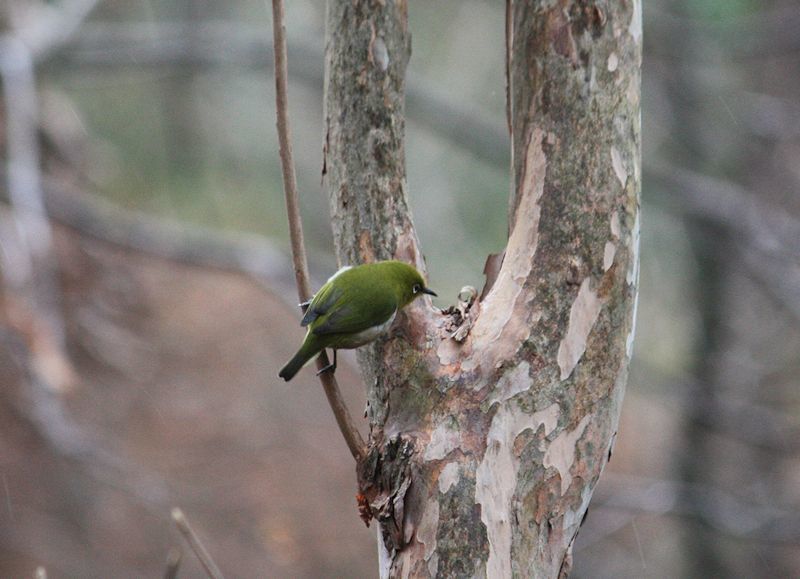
[322,0,641,576]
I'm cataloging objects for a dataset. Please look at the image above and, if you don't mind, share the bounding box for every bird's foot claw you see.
[316,350,337,376]
[316,364,335,376]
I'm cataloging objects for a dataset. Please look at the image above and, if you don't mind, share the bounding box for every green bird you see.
[278,260,436,382]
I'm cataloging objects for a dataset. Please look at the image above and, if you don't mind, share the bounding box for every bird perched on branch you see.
[278,260,436,381]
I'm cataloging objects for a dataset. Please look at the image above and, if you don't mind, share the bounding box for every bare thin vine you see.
[270,0,366,462]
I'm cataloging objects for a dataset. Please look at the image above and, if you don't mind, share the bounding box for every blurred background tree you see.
[0,0,798,577]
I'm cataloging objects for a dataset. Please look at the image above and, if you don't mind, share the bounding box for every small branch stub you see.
[442,285,478,342]
[164,547,182,579]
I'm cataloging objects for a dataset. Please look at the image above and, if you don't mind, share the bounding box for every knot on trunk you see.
[357,433,415,555]
[441,285,479,342]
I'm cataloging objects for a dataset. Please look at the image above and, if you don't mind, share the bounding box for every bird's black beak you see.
[423,287,438,297]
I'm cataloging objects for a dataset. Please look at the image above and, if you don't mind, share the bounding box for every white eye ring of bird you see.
[412,283,421,294]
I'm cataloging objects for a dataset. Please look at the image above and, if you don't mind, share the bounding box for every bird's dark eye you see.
[412,283,421,294]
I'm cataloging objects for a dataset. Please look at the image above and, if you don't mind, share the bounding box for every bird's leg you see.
[316,349,337,375]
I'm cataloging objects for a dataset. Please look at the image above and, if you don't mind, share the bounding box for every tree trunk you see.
[322,0,641,576]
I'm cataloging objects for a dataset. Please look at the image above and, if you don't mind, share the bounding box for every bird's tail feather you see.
[278,342,318,382]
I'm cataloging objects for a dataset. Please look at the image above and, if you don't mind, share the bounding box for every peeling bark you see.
[323,0,641,576]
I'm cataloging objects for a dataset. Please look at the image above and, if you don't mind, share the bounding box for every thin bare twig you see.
[171,508,224,579]
[270,0,366,461]
[164,546,182,579]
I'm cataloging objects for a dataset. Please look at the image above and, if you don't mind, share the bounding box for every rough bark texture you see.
[323,0,423,429]
[323,0,641,577]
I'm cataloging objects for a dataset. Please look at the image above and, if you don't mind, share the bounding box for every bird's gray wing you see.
[311,293,396,335]
[300,281,342,327]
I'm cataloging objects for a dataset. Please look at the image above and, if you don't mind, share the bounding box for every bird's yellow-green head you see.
[380,260,437,307]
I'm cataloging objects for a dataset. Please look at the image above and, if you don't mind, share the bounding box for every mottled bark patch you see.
[557,278,604,380]
[476,403,560,578]
[434,474,488,578]
[610,146,627,187]
[438,461,460,494]
[423,419,463,462]
[543,414,592,494]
